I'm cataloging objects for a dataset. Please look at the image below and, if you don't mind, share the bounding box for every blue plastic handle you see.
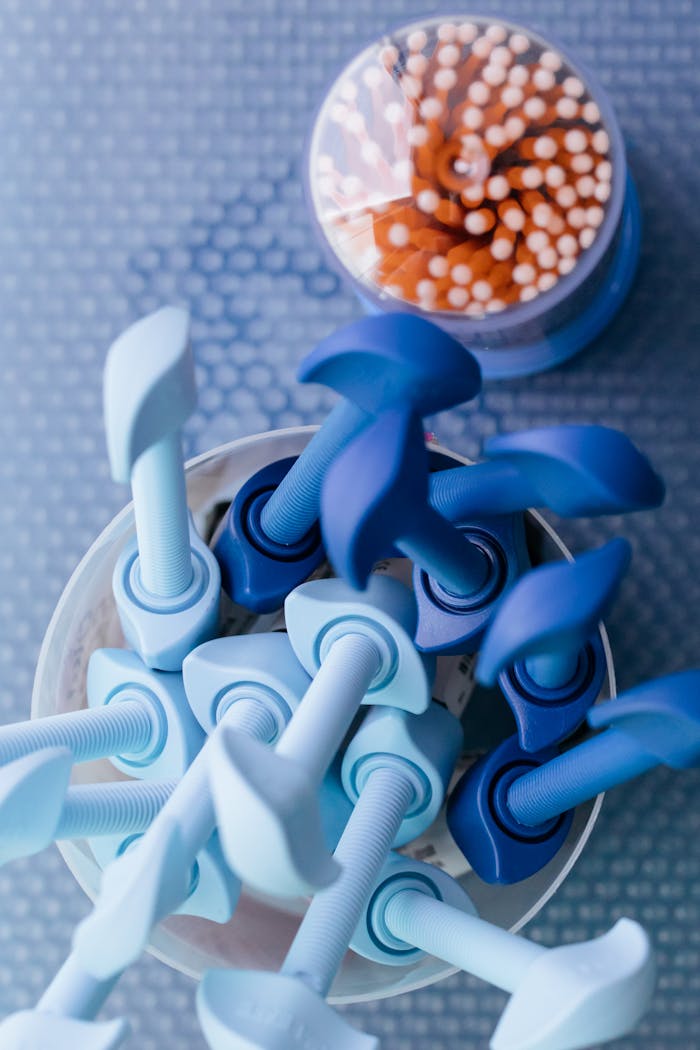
[477,539,631,687]
[298,312,482,417]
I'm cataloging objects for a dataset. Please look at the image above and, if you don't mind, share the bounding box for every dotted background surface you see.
[0,1,698,1047]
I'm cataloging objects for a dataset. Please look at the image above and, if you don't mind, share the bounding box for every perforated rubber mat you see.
[0,1,698,1046]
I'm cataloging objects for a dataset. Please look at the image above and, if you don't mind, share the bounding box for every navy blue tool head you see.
[499,631,608,753]
[446,734,572,884]
[412,512,529,655]
[320,407,427,589]
[214,456,325,612]
[484,425,665,516]
[588,670,700,769]
[298,313,482,416]
[477,539,631,687]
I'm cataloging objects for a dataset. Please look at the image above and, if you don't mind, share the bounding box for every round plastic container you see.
[305,14,640,379]
[32,428,613,1004]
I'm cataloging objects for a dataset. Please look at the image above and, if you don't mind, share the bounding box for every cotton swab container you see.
[305,14,640,378]
[32,428,612,1003]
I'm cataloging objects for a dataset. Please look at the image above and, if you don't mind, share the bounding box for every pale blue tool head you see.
[87,647,205,780]
[209,726,340,899]
[285,574,431,714]
[341,702,463,846]
[89,829,239,925]
[351,853,476,966]
[74,813,239,980]
[0,1011,129,1050]
[298,312,482,417]
[320,407,430,589]
[197,970,379,1050]
[490,918,655,1050]
[112,513,221,672]
[477,539,631,687]
[182,633,311,735]
[484,424,665,516]
[587,669,700,769]
[103,306,195,483]
[0,747,73,867]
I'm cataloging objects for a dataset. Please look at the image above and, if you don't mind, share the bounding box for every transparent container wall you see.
[306,14,628,361]
[32,428,612,1005]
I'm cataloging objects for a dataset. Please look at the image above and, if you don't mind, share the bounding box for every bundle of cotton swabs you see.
[313,19,613,317]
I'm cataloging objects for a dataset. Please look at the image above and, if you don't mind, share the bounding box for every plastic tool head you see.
[446,734,572,884]
[298,312,481,417]
[484,424,665,517]
[0,1011,129,1050]
[88,829,240,926]
[341,702,464,846]
[476,540,630,751]
[87,647,205,780]
[0,748,73,867]
[103,306,195,483]
[478,540,631,686]
[209,726,340,898]
[198,970,379,1050]
[320,407,430,589]
[352,853,476,966]
[285,573,431,714]
[588,669,700,769]
[213,456,325,613]
[183,633,311,735]
[491,918,655,1050]
[112,513,222,672]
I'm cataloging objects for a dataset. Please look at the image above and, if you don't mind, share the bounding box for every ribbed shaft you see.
[401,503,491,595]
[223,697,278,742]
[277,633,380,783]
[130,431,193,597]
[525,650,581,691]
[383,890,543,992]
[57,780,176,840]
[38,952,120,1019]
[260,400,369,544]
[507,728,658,827]
[0,700,154,766]
[135,697,273,859]
[281,766,414,997]
[428,461,529,521]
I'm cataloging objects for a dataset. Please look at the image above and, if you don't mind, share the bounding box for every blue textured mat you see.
[0,1,698,1045]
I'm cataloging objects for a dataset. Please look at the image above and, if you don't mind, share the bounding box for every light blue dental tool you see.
[197,700,461,1050]
[0,747,174,868]
[0,648,204,779]
[72,634,310,981]
[352,854,655,1050]
[104,306,221,670]
[208,574,432,898]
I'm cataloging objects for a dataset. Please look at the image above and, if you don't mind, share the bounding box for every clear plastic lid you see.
[307,15,623,325]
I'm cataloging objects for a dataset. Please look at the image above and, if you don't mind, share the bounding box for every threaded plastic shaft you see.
[383,890,543,992]
[429,460,528,521]
[277,633,380,783]
[224,697,278,742]
[38,952,120,1019]
[507,728,657,827]
[401,503,491,595]
[130,431,193,597]
[281,765,414,997]
[57,779,176,841]
[260,400,369,544]
[0,701,154,766]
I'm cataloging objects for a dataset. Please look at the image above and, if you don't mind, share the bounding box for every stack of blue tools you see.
[0,306,696,1050]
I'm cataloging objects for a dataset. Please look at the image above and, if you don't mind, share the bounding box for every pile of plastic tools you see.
[1,305,698,1050]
